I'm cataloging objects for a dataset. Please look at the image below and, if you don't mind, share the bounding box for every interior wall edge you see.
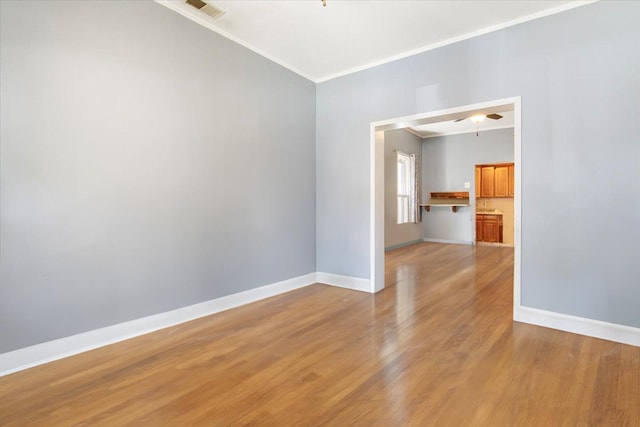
[315,272,372,294]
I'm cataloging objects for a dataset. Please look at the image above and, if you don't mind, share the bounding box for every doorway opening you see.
[475,161,515,246]
[370,97,522,318]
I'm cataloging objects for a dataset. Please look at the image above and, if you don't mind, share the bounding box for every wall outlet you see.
[464,182,471,189]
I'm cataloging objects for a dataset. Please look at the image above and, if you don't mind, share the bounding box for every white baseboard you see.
[315,272,372,293]
[0,273,316,377]
[385,239,423,252]
[8,272,635,377]
[514,305,640,347]
[423,238,473,245]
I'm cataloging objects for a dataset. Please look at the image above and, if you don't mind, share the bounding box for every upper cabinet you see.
[494,165,509,197]
[480,166,495,198]
[476,163,514,198]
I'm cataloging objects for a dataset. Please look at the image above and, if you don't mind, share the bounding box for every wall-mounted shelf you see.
[420,191,470,213]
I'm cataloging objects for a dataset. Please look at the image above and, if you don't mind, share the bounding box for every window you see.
[397,152,417,224]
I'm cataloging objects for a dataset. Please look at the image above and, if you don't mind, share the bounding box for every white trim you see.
[0,273,316,377]
[370,129,385,293]
[316,272,372,294]
[513,98,522,312]
[385,239,423,251]
[514,306,640,347]
[154,1,315,82]
[315,1,595,83]
[422,238,473,246]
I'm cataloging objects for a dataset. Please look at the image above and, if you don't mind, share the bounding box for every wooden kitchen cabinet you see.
[508,164,514,197]
[480,166,495,197]
[476,214,502,243]
[475,163,514,198]
[475,218,483,241]
[494,165,509,197]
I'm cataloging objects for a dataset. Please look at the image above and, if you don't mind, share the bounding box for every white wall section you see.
[0,1,316,354]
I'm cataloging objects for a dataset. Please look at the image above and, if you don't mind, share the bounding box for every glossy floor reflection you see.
[1,242,638,426]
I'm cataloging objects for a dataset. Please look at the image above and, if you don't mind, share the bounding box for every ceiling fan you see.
[454,113,503,123]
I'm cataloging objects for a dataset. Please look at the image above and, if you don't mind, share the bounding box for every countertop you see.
[476,209,503,215]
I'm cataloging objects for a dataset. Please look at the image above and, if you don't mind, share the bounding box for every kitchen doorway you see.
[370,96,522,318]
[475,161,515,246]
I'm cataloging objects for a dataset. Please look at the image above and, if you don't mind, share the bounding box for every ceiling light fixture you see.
[470,115,486,137]
[470,114,486,124]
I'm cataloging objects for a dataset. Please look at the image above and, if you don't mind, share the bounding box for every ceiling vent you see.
[185,0,225,20]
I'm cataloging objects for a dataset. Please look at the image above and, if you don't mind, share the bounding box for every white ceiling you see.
[409,111,514,139]
[157,0,592,82]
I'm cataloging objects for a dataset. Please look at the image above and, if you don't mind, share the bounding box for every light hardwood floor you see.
[1,243,638,426]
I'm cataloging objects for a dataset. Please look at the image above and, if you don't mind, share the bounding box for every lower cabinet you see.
[476,214,503,243]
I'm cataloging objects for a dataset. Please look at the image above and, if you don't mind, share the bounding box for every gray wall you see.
[422,128,513,243]
[384,130,423,249]
[0,1,316,353]
[316,2,640,327]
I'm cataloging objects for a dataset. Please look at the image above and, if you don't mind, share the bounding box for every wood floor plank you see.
[1,242,639,426]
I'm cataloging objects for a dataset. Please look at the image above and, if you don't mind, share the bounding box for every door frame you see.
[369,96,522,316]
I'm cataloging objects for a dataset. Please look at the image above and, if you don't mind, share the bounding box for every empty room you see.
[1,1,639,425]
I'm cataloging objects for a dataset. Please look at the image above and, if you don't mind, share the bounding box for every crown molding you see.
[314,1,596,83]
[154,0,316,83]
[156,1,595,84]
